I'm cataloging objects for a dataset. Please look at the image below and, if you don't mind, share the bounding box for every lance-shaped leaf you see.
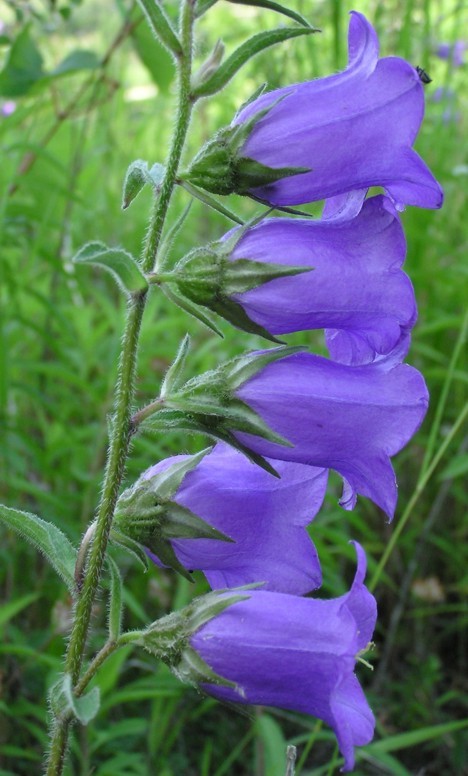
[122,160,165,210]
[73,242,148,295]
[226,0,314,29]
[136,0,182,57]
[193,27,318,98]
[195,0,218,17]
[0,505,76,593]
[50,674,100,725]
[160,334,191,398]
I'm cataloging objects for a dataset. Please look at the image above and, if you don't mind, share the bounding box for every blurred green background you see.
[0,0,466,773]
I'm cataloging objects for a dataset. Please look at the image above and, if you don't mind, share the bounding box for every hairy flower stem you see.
[45,3,196,774]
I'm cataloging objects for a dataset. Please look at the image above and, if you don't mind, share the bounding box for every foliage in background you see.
[0,0,466,773]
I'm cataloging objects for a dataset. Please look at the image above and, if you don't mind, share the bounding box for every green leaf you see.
[0,25,44,97]
[130,6,176,92]
[195,0,218,17]
[227,0,314,29]
[122,161,165,210]
[50,50,99,77]
[73,241,148,295]
[0,505,76,593]
[135,0,182,56]
[365,719,468,754]
[256,714,289,776]
[0,593,39,629]
[193,26,318,98]
[50,674,100,725]
[106,556,123,641]
[160,334,191,398]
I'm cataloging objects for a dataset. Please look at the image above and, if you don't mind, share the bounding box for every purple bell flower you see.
[143,443,327,594]
[232,11,443,210]
[224,194,415,364]
[233,351,428,518]
[436,40,466,67]
[191,542,376,772]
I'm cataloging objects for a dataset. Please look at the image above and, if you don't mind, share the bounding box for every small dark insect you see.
[416,66,432,84]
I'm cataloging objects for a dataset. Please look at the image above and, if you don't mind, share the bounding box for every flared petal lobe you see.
[233,12,443,209]
[234,351,428,518]
[143,444,327,594]
[227,195,415,364]
[191,543,376,771]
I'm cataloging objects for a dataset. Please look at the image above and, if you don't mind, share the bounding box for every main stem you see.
[45,5,195,773]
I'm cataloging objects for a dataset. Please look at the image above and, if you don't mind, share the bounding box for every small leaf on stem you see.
[193,27,319,98]
[160,334,191,398]
[135,0,182,57]
[50,674,100,725]
[0,505,76,594]
[73,242,148,295]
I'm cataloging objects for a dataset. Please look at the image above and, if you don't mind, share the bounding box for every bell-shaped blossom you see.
[225,195,415,364]
[143,443,327,594]
[191,542,376,772]
[232,11,443,210]
[232,351,428,518]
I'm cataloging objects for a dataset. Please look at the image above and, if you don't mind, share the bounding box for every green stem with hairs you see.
[44,3,196,773]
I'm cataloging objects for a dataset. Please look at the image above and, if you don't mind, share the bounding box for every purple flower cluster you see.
[125,11,441,771]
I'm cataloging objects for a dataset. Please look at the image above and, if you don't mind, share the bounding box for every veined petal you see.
[143,444,326,594]
[228,195,416,364]
[235,351,428,518]
[190,543,376,769]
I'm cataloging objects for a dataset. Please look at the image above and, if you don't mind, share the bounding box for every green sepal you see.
[137,589,250,689]
[73,242,148,295]
[161,282,223,336]
[235,157,309,194]
[49,674,100,725]
[140,409,280,476]
[185,101,309,195]
[151,538,195,582]
[109,528,150,572]
[122,160,165,210]
[160,334,191,398]
[0,504,76,594]
[221,344,304,389]
[113,449,233,580]
[226,0,315,29]
[167,242,311,341]
[140,347,303,473]
[178,180,244,225]
[133,447,211,501]
[193,26,318,98]
[135,0,182,57]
